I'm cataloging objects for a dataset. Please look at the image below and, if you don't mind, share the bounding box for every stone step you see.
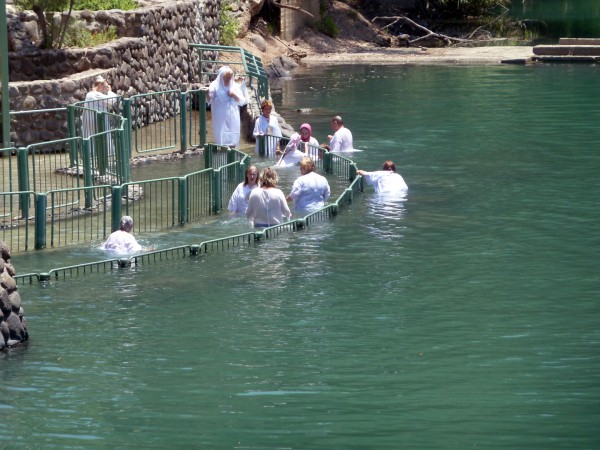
[533,45,600,56]
[559,38,600,46]
[532,55,600,63]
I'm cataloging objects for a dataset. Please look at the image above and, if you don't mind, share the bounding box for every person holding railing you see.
[287,157,330,212]
[246,168,291,228]
[298,123,320,161]
[205,66,247,148]
[357,160,408,194]
[228,165,259,214]
[323,115,353,152]
[101,216,143,254]
[253,99,282,155]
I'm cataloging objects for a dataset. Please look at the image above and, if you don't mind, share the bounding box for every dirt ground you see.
[237,1,534,67]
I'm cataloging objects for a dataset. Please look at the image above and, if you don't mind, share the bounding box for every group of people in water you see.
[100,64,408,253]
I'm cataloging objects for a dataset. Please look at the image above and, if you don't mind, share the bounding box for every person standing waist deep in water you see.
[246,167,291,228]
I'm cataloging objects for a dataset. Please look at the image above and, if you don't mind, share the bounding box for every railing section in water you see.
[14,159,364,285]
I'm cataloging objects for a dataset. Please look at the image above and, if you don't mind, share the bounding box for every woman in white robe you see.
[253,99,282,155]
[227,165,259,214]
[287,157,330,211]
[207,66,246,147]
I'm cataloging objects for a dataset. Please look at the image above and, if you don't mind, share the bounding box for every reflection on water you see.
[3,64,600,449]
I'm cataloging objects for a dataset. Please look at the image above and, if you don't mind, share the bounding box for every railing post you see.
[111,185,122,232]
[324,151,333,173]
[180,90,187,153]
[96,112,108,176]
[199,90,206,146]
[204,143,212,168]
[66,105,78,168]
[16,148,30,219]
[34,193,46,249]
[82,139,94,208]
[349,163,357,181]
[122,98,133,159]
[212,168,222,214]
[258,135,265,156]
[179,177,188,224]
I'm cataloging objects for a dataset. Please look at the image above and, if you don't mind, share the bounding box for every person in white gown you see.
[227,165,259,214]
[246,168,291,227]
[82,75,119,139]
[206,66,246,147]
[357,160,408,194]
[324,115,353,152]
[253,99,282,155]
[275,133,306,168]
[101,216,143,254]
[287,157,330,211]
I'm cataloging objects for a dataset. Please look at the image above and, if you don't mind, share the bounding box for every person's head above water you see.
[382,160,396,172]
[119,216,134,232]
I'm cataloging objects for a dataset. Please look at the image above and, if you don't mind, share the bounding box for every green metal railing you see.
[14,163,365,286]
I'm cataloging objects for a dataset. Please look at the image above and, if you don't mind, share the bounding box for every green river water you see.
[2,63,599,449]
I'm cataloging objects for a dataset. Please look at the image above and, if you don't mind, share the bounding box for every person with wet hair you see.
[228,165,259,214]
[357,160,408,194]
[253,99,282,155]
[246,168,291,227]
[324,115,353,152]
[287,157,330,211]
[101,216,143,253]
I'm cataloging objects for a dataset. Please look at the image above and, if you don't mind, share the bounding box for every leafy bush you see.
[319,14,339,38]
[63,22,118,47]
[75,0,137,10]
[219,0,238,46]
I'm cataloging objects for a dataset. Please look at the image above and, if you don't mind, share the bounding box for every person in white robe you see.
[298,123,321,161]
[227,165,259,214]
[253,99,282,155]
[324,115,353,152]
[82,75,119,138]
[206,66,246,147]
[246,168,291,227]
[287,157,330,211]
[275,133,306,168]
[101,216,143,254]
[357,160,408,194]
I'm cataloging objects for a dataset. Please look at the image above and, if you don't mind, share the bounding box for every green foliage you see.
[219,0,238,46]
[319,14,339,38]
[62,21,118,47]
[425,0,510,18]
[74,0,137,11]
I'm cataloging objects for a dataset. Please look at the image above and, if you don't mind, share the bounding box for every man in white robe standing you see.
[325,115,353,152]
[206,66,247,148]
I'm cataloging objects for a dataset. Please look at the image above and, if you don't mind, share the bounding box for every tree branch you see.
[372,16,473,46]
[270,0,315,20]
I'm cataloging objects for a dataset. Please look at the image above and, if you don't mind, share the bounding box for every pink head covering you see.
[299,123,312,142]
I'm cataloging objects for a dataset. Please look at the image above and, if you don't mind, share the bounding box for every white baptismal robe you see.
[253,114,282,155]
[228,182,257,214]
[101,230,142,254]
[362,170,408,194]
[289,171,331,211]
[329,127,353,152]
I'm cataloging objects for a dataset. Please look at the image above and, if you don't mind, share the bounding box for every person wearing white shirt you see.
[246,168,291,227]
[101,216,143,254]
[325,115,353,152]
[287,157,330,211]
[357,160,408,194]
[227,165,259,214]
[253,100,282,155]
[82,75,119,139]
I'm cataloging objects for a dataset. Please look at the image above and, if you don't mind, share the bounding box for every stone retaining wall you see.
[0,242,28,351]
[5,0,220,147]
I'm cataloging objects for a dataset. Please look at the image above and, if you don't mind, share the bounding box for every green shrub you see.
[75,0,137,11]
[219,0,238,46]
[63,22,118,47]
[319,14,339,38]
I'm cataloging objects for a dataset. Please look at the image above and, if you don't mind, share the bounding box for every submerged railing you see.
[14,175,364,285]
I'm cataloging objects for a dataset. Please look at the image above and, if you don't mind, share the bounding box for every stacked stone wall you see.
[0,242,28,350]
[4,0,221,147]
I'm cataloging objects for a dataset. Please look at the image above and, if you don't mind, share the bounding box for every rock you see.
[267,56,298,78]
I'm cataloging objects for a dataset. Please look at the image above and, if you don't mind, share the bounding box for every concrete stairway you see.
[532,38,600,63]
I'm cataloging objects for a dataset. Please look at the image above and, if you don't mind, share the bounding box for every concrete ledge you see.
[559,38,600,46]
[533,45,600,56]
[532,55,600,63]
